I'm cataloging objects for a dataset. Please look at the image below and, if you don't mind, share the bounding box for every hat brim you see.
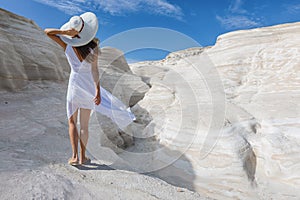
[60,12,98,47]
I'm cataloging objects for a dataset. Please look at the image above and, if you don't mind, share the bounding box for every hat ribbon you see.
[72,17,85,39]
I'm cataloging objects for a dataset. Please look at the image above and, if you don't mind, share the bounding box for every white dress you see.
[65,44,136,129]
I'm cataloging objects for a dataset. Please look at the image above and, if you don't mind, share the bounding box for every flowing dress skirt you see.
[65,44,136,129]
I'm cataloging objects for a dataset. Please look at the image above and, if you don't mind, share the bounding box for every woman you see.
[45,12,135,166]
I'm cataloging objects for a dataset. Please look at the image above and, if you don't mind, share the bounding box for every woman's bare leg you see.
[79,108,91,164]
[68,109,79,163]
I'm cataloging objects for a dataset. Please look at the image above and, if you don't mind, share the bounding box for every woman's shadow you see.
[74,162,115,171]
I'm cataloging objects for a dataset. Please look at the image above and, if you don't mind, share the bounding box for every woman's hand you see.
[44,28,68,49]
[93,92,101,105]
[64,29,79,38]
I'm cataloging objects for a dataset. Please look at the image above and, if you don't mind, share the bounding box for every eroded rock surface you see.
[128,22,300,199]
[0,8,70,90]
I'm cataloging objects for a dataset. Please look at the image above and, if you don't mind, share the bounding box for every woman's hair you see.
[75,38,99,61]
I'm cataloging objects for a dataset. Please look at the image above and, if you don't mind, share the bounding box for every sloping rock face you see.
[129,22,300,199]
[204,22,300,199]
[0,8,70,91]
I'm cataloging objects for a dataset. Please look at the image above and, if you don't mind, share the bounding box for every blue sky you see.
[1,0,299,62]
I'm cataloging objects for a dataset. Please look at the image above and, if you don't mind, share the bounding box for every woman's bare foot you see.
[68,157,79,166]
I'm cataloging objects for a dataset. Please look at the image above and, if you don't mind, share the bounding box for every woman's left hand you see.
[93,93,101,105]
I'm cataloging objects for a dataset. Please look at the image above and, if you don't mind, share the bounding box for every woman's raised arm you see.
[44,28,78,51]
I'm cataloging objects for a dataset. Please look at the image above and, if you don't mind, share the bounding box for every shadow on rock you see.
[75,162,115,171]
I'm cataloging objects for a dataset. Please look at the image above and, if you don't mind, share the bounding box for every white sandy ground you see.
[0,81,212,200]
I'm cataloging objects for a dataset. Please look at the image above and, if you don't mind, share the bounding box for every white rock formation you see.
[128,22,300,199]
[0,8,70,90]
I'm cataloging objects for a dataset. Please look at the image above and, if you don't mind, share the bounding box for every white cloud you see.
[147,0,183,19]
[285,3,300,14]
[217,0,261,30]
[216,15,261,29]
[97,0,139,15]
[229,0,247,14]
[34,0,85,14]
[33,0,183,20]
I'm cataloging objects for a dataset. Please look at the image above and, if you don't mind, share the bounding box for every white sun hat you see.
[60,12,98,47]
